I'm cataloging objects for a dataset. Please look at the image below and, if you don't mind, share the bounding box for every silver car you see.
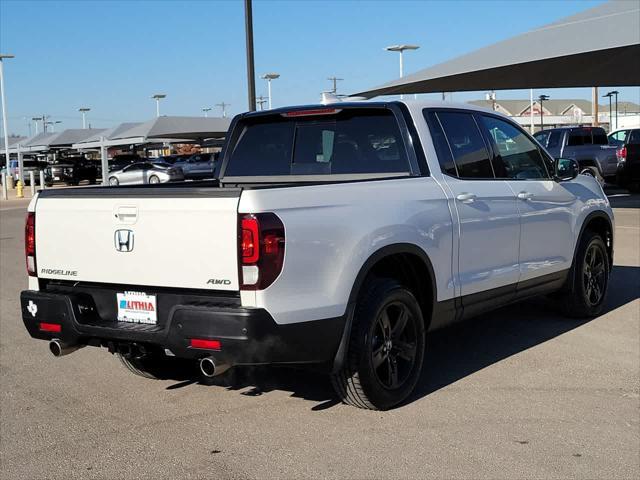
[107,161,184,186]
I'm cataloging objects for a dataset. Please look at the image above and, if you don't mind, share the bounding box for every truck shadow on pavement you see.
[166,265,639,411]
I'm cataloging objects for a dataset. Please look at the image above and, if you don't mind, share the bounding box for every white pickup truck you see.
[21,101,614,410]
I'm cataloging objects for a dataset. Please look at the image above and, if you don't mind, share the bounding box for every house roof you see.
[468,99,640,116]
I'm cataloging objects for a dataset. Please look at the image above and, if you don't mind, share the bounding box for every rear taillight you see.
[239,213,285,290]
[25,212,36,276]
[617,146,627,162]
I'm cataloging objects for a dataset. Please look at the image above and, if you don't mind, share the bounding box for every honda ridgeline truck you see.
[21,101,614,410]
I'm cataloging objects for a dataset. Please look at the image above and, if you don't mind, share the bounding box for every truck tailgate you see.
[34,188,241,291]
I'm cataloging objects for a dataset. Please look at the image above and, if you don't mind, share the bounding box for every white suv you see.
[21,101,613,410]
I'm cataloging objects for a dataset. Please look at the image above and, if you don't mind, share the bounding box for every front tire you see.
[149,175,160,184]
[108,177,119,186]
[558,230,610,318]
[331,278,425,410]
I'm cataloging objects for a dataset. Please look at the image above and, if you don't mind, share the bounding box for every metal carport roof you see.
[354,1,640,98]
[71,123,142,149]
[111,116,231,142]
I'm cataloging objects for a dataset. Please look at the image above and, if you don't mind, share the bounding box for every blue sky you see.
[1,0,638,136]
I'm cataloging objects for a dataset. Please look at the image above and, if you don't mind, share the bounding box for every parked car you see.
[155,154,191,165]
[108,154,143,172]
[613,128,640,192]
[20,101,613,410]
[172,153,216,179]
[9,159,49,185]
[47,157,98,186]
[533,126,618,182]
[107,161,184,186]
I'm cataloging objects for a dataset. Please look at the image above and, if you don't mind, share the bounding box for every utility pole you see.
[327,76,343,94]
[244,0,256,111]
[257,95,267,111]
[216,102,230,118]
[592,87,599,127]
[611,90,619,130]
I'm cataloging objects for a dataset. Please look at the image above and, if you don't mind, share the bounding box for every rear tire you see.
[558,230,610,318]
[331,277,425,410]
[117,352,190,380]
[149,175,160,184]
[108,177,119,186]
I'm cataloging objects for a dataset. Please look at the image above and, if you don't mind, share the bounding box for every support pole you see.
[1,172,7,200]
[29,170,35,196]
[17,142,23,184]
[244,0,256,111]
[100,137,108,185]
[530,89,534,134]
[39,170,45,190]
[592,87,599,127]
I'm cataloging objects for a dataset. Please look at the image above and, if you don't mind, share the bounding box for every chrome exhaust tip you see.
[199,357,217,377]
[198,357,230,378]
[49,339,83,357]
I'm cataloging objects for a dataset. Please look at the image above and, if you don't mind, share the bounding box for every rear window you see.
[224,109,410,177]
[567,128,608,146]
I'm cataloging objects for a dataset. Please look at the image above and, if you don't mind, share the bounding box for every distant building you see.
[468,99,640,132]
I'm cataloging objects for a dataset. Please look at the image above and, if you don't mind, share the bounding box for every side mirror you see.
[555,158,579,181]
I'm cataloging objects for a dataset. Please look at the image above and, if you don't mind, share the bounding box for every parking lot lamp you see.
[603,92,613,132]
[610,90,619,129]
[79,107,90,128]
[385,45,419,100]
[538,94,549,131]
[261,74,280,109]
[152,94,166,117]
[202,107,212,118]
[0,54,15,172]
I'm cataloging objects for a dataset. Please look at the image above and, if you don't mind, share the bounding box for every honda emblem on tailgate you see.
[114,229,134,252]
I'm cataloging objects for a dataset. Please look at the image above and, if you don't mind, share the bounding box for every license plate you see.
[116,291,157,324]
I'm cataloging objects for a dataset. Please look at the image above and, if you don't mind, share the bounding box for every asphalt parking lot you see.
[1,191,638,480]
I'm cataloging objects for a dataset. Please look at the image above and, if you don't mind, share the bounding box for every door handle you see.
[517,191,534,200]
[456,193,477,203]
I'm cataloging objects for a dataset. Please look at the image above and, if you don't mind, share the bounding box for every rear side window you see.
[568,128,608,146]
[429,111,494,179]
[628,130,640,145]
[224,109,410,177]
[480,115,550,179]
[547,131,562,149]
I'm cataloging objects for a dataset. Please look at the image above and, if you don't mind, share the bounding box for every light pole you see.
[202,107,212,117]
[46,120,62,132]
[244,0,256,111]
[152,94,166,117]
[384,44,419,100]
[257,95,267,111]
[32,117,41,135]
[603,92,613,132]
[79,107,90,128]
[261,73,280,109]
[0,54,15,172]
[216,102,230,118]
[538,94,549,131]
[610,90,619,130]
[327,76,343,94]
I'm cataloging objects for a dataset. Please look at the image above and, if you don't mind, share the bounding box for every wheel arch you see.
[332,243,437,372]
[577,210,613,266]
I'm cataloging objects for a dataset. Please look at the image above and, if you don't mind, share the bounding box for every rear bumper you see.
[20,289,344,369]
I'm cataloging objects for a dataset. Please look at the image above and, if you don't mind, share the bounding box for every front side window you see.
[225,109,410,177]
[435,111,494,179]
[480,115,550,179]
